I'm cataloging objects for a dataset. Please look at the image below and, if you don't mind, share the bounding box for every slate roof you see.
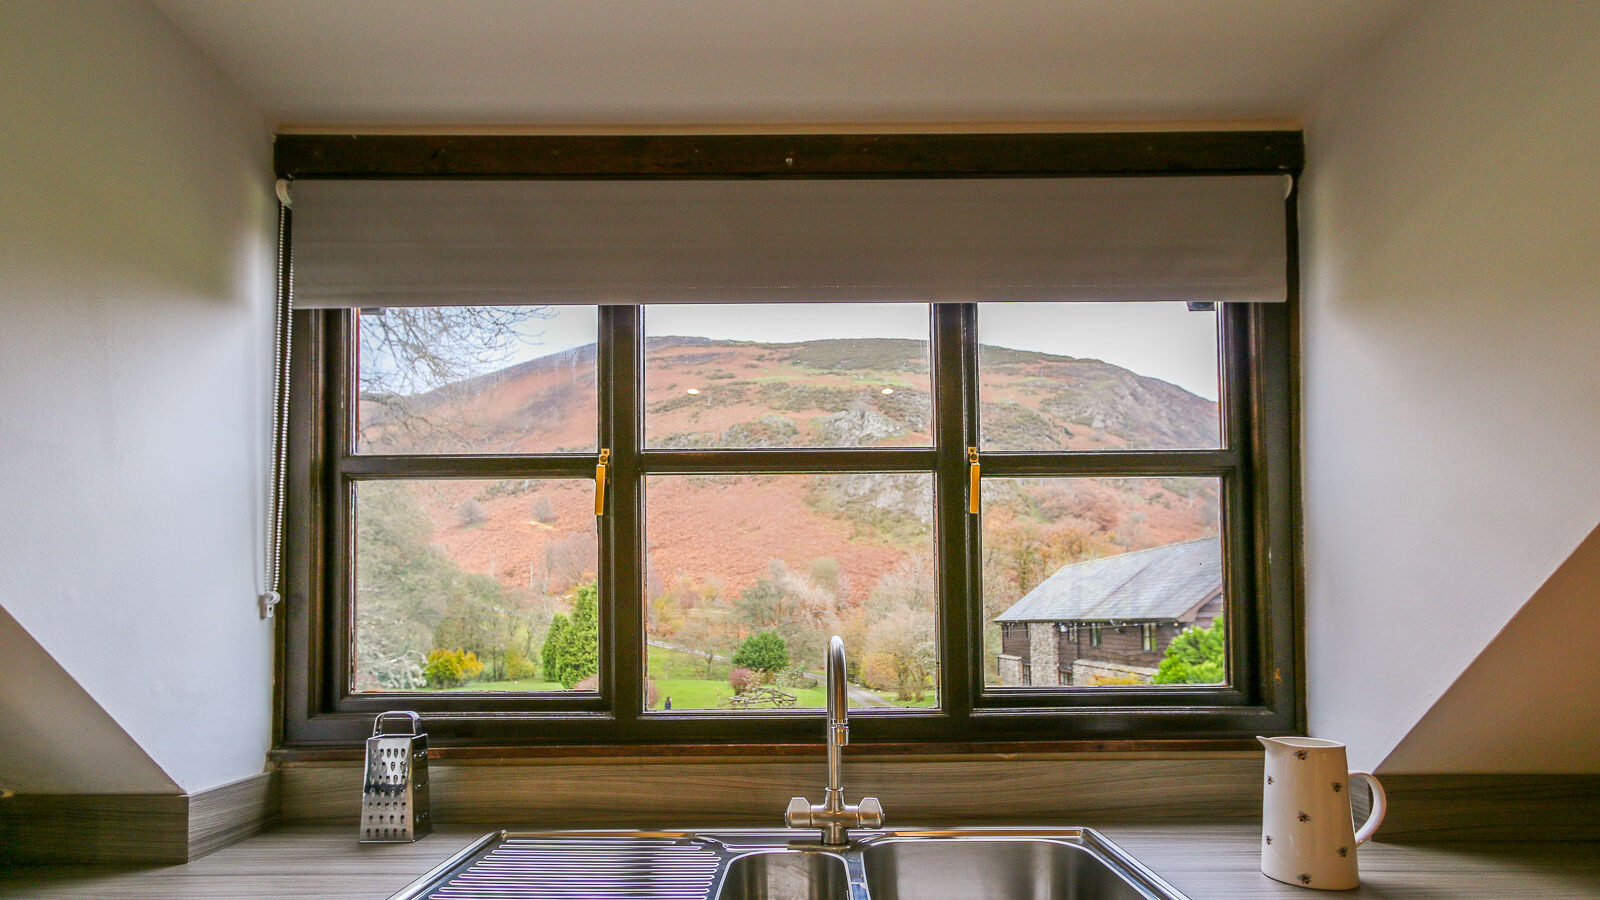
[993,537,1222,624]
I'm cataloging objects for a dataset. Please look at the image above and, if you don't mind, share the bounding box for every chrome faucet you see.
[785,635,884,845]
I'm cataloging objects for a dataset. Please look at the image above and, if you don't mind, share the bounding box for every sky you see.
[511,302,1220,401]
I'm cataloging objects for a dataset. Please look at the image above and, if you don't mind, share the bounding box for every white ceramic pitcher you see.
[1258,736,1387,890]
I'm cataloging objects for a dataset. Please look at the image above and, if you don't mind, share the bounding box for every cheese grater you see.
[359,711,432,843]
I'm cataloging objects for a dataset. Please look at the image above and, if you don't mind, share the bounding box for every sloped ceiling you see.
[0,606,177,793]
[150,0,1407,128]
[1380,523,1600,773]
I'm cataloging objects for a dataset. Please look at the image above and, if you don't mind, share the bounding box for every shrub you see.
[731,630,789,676]
[541,582,600,688]
[423,648,484,688]
[542,614,569,682]
[504,647,540,681]
[728,667,758,694]
[530,495,557,524]
[1154,615,1226,685]
[859,651,899,693]
[457,497,488,526]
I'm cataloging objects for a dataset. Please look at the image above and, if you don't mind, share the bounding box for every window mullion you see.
[599,305,645,727]
[933,303,977,722]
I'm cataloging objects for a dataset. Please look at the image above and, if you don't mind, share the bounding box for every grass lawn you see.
[648,643,729,681]
[425,646,938,710]
[647,645,829,709]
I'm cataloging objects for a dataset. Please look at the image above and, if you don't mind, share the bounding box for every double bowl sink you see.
[389,827,1192,900]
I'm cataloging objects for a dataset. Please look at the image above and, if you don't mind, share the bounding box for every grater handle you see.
[373,710,422,737]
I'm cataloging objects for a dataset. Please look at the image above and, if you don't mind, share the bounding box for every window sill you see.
[269,738,1260,764]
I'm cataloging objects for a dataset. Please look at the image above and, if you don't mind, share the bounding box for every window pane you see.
[356,305,598,454]
[644,304,932,449]
[644,473,937,710]
[353,479,599,693]
[981,477,1224,688]
[978,302,1220,451]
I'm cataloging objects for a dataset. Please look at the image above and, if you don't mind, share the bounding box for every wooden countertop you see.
[4,824,1598,899]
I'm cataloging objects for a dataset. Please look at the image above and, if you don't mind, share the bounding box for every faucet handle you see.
[786,797,814,828]
[856,796,884,828]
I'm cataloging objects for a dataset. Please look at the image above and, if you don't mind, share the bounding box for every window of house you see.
[277,132,1302,749]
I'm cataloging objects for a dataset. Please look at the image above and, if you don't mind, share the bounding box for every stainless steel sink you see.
[387,828,1189,900]
[862,835,1164,900]
[718,850,854,900]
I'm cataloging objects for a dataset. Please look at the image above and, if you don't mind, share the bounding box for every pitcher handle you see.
[1349,772,1387,845]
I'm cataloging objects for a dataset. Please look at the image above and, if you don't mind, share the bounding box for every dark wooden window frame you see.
[276,131,1304,751]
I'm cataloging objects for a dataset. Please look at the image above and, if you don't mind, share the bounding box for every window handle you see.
[594,448,610,516]
[968,446,980,515]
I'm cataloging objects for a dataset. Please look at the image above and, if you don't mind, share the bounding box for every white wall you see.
[0,0,275,793]
[1301,1,1600,772]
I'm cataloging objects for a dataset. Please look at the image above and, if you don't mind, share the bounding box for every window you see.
[278,132,1302,749]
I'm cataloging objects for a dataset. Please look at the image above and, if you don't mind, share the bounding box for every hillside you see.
[353,334,1222,693]
[361,336,1215,582]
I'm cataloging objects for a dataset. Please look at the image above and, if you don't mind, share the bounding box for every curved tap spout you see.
[826,635,848,799]
[785,635,884,845]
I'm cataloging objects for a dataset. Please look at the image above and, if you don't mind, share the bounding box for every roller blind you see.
[292,176,1288,308]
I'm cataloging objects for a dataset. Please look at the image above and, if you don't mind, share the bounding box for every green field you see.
[648,645,936,710]
[647,644,828,709]
[433,645,937,710]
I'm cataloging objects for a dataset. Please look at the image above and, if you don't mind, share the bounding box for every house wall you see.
[1061,624,1166,672]
[1001,622,1029,659]
[1026,623,1060,685]
[0,0,276,793]
[1300,0,1600,772]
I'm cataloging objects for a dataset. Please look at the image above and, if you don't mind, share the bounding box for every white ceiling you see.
[150,0,1408,130]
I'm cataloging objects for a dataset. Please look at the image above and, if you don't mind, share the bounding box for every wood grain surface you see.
[0,793,187,865]
[188,772,281,859]
[0,772,280,865]
[278,754,1264,826]
[1349,773,1600,842]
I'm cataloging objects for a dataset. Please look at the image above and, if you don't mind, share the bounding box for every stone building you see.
[995,537,1222,686]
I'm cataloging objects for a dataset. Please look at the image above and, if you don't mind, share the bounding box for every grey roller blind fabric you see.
[292,176,1288,308]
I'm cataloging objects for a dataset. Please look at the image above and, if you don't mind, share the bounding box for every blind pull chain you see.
[594,448,611,516]
[968,446,981,515]
[261,179,294,620]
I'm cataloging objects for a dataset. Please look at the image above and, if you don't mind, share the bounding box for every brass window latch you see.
[968,446,980,514]
[594,448,610,516]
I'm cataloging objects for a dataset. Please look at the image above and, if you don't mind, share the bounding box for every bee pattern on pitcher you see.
[1338,847,1349,858]
[1295,750,1308,760]
[1299,874,1313,885]
[1298,811,1311,822]
[1333,782,1343,793]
